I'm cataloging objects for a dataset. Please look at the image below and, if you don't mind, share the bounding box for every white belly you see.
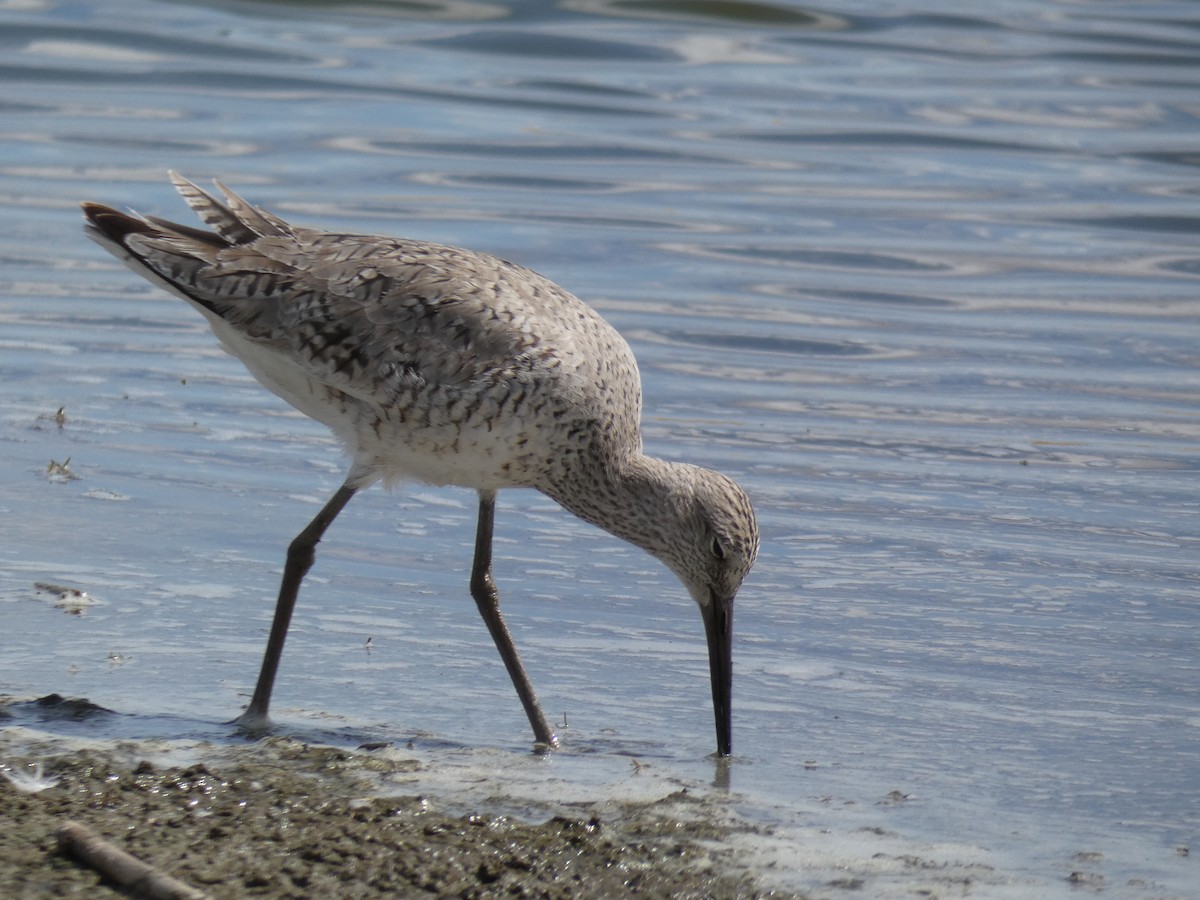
[211,317,551,492]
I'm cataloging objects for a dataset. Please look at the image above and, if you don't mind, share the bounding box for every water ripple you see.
[638,328,884,358]
[327,136,727,165]
[659,242,960,274]
[210,0,510,21]
[422,29,674,62]
[564,0,847,30]
[7,21,323,65]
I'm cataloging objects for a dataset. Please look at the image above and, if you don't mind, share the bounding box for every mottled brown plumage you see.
[82,173,758,755]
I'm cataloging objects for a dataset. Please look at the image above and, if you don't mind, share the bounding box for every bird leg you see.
[470,491,559,750]
[234,482,358,732]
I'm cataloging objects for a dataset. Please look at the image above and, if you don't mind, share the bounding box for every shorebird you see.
[81,174,759,755]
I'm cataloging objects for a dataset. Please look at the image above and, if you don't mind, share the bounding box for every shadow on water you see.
[3,694,230,745]
[1,693,464,752]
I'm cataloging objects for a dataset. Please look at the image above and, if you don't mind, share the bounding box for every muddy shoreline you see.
[2,699,800,898]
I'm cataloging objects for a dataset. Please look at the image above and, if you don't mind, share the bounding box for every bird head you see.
[656,466,759,757]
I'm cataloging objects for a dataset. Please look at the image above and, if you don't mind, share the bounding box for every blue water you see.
[2,0,1197,895]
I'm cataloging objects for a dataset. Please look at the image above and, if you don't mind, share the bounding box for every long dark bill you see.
[701,593,734,756]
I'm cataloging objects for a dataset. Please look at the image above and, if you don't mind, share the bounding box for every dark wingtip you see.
[80,202,153,243]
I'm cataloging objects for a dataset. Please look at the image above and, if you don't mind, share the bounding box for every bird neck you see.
[540,450,685,565]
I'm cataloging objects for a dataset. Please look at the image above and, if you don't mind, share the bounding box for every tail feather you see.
[84,173,297,253]
[80,192,226,316]
[167,171,260,244]
[82,174,304,323]
[167,171,292,243]
[212,179,293,239]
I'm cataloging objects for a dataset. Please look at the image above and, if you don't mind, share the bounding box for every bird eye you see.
[710,535,726,560]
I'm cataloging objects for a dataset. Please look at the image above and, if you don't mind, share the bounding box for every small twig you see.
[56,820,209,900]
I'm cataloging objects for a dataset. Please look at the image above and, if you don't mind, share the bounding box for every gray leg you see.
[234,482,358,731]
[470,491,558,750]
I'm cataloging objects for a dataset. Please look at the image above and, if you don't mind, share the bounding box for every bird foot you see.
[229,707,273,737]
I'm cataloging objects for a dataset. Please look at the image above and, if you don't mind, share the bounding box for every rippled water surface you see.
[2,0,1197,895]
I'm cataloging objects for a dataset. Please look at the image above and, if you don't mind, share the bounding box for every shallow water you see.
[2,0,1198,895]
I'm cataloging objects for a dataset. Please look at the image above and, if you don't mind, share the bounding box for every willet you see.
[81,174,759,755]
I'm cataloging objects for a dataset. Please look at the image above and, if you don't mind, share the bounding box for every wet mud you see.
[1,700,800,898]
